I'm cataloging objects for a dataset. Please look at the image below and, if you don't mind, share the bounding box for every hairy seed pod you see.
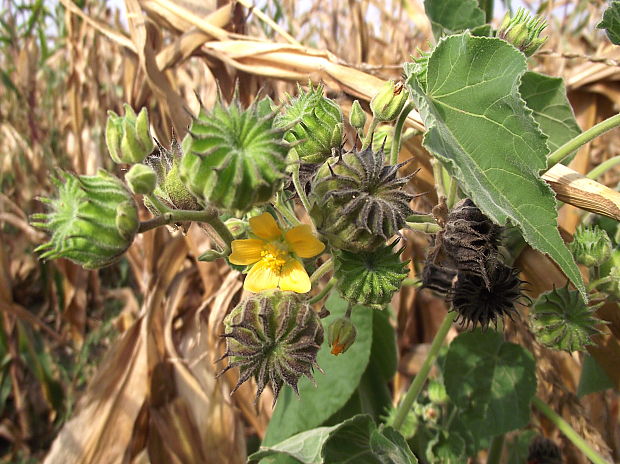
[181,94,288,214]
[275,82,343,163]
[31,169,139,269]
[421,262,457,295]
[448,263,523,328]
[106,104,154,164]
[530,286,604,352]
[125,163,157,195]
[569,225,612,268]
[334,241,409,307]
[327,317,357,355]
[527,436,563,464]
[309,146,416,252]
[218,291,324,404]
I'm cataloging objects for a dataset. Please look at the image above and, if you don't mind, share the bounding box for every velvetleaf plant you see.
[29,2,620,463]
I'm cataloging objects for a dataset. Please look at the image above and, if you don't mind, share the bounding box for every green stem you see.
[308,278,336,304]
[402,278,422,287]
[406,221,442,234]
[393,311,457,431]
[310,258,333,284]
[478,0,493,23]
[390,102,415,165]
[486,435,504,464]
[273,193,301,226]
[446,175,458,209]
[362,117,379,150]
[291,159,312,215]
[587,276,614,292]
[138,214,172,233]
[586,155,620,180]
[431,159,446,199]
[545,113,620,171]
[532,396,610,464]
[146,194,171,214]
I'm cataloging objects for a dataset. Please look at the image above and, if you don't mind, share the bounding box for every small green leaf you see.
[597,1,620,45]
[263,295,374,446]
[424,0,486,40]
[444,330,536,440]
[369,426,418,464]
[252,424,339,463]
[407,33,586,301]
[577,354,614,397]
[520,71,582,155]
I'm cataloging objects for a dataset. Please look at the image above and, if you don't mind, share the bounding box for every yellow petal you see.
[285,225,325,258]
[249,213,282,241]
[279,259,311,293]
[229,239,264,265]
[245,260,280,292]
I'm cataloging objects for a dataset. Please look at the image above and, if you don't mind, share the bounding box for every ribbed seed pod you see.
[275,83,343,163]
[31,169,138,269]
[448,263,523,328]
[530,286,604,352]
[218,291,324,404]
[334,241,409,307]
[309,146,415,252]
[569,225,612,267]
[527,436,562,464]
[180,94,288,214]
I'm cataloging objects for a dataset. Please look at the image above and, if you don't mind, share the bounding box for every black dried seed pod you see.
[527,436,563,464]
[448,263,523,328]
[442,199,502,288]
[421,262,457,295]
[309,145,417,252]
[218,291,324,404]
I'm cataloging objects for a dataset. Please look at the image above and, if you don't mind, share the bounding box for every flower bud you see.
[275,83,344,163]
[428,380,448,404]
[125,163,157,195]
[224,217,247,238]
[31,169,139,269]
[599,249,620,299]
[570,225,612,268]
[370,80,409,122]
[328,317,357,355]
[349,100,366,131]
[106,104,154,164]
[497,8,548,57]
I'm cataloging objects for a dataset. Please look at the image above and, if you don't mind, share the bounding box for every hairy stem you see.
[273,193,301,226]
[308,278,336,304]
[310,258,333,284]
[390,102,415,165]
[393,311,456,431]
[532,396,610,464]
[586,155,620,180]
[486,434,504,464]
[362,117,379,150]
[545,113,620,170]
[406,221,442,234]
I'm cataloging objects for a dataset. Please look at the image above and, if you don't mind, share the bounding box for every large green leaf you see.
[443,331,536,440]
[424,0,486,40]
[263,295,374,446]
[520,71,582,155]
[253,415,417,464]
[597,1,620,45]
[406,33,586,300]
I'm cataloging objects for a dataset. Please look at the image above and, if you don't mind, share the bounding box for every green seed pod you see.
[181,94,288,214]
[569,225,612,268]
[370,80,409,122]
[125,163,157,195]
[530,286,604,352]
[31,169,139,269]
[598,249,620,299]
[327,317,357,355]
[497,7,548,56]
[334,241,409,307]
[224,217,247,239]
[309,146,416,252]
[106,104,154,164]
[219,290,324,403]
[275,82,344,163]
[349,100,366,132]
[428,379,448,404]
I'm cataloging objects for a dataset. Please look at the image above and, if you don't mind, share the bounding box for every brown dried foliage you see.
[0,0,619,462]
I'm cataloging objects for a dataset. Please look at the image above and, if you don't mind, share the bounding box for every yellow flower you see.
[229,212,325,293]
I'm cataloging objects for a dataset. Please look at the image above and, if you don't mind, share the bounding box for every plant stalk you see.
[486,434,504,464]
[406,221,442,234]
[545,113,620,171]
[532,396,610,464]
[393,311,456,431]
[586,155,620,180]
[310,258,333,284]
[362,116,379,149]
[308,278,336,304]
[390,102,415,165]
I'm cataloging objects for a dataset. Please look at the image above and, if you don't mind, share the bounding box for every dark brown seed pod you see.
[527,436,563,464]
[217,291,324,405]
[421,262,457,295]
[448,263,523,328]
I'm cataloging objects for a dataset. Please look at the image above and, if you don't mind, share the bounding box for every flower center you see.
[261,243,288,273]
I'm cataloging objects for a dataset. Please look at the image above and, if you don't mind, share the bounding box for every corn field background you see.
[0,0,619,462]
